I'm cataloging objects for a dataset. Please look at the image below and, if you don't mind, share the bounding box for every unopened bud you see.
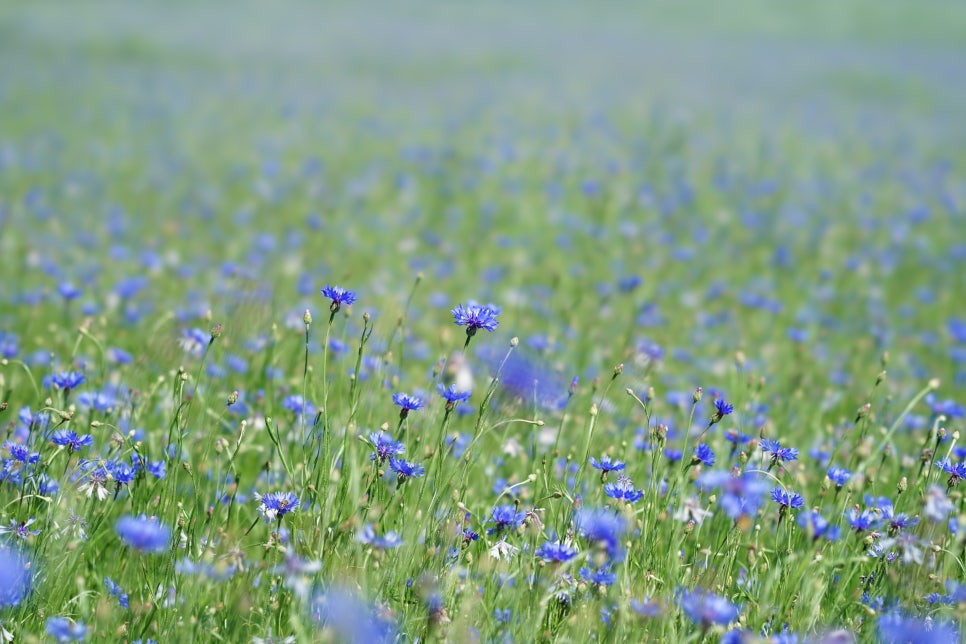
[510,337,519,348]
[897,477,907,494]
[735,351,746,368]
[227,390,239,406]
[693,387,703,404]
[613,363,623,378]
[303,309,312,327]
[209,323,223,341]
[876,371,886,386]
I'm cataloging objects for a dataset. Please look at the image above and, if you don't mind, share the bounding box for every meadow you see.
[1,1,965,641]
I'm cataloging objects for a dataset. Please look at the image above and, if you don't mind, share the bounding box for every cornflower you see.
[320,285,357,313]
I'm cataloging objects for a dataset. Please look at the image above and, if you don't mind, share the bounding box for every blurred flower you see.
[0,548,31,607]
[116,515,171,553]
[535,540,577,563]
[45,617,87,642]
[368,432,405,464]
[677,588,740,628]
[487,505,526,535]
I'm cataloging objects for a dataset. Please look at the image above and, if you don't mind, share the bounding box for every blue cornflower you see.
[57,282,82,300]
[116,515,171,553]
[924,485,954,522]
[178,328,209,357]
[878,611,959,644]
[589,455,625,475]
[51,430,94,452]
[4,442,40,464]
[281,394,316,418]
[535,540,577,563]
[936,458,966,487]
[451,302,500,343]
[771,487,805,509]
[392,392,424,419]
[357,524,404,549]
[107,460,137,487]
[0,548,30,607]
[663,448,683,463]
[844,507,880,532]
[580,566,617,586]
[826,466,851,488]
[678,588,740,628]
[388,457,425,482]
[604,476,644,503]
[256,491,300,522]
[710,398,734,425]
[693,443,716,466]
[368,432,405,463]
[0,518,41,539]
[147,460,166,479]
[487,505,526,535]
[310,587,397,643]
[48,371,85,391]
[696,470,770,523]
[76,390,115,412]
[320,285,357,313]
[575,508,627,558]
[105,577,129,609]
[724,429,752,445]
[760,439,799,466]
[881,504,918,535]
[796,510,840,542]
[437,383,471,409]
[46,617,87,642]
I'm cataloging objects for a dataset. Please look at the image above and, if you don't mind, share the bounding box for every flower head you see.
[256,491,301,522]
[826,466,851,488]
[368,432,405,463]
[535,540,577,563]
[604,475,643,503]
[320,285,357,313]
[0,548,31,607]
[589,455,625,474]
[677,588,740,628]
[575,508,627,559]
[693,443,716,467]
[115,515,171,553]
[487,505,526,535]
[710,398,734,425]
[437,383,471,409]
[451,302,500,340]
[760,438,799,465]
[388,457,424,482]
[771,487,805,509]
[392,392,424,419]
[46,617,87,642]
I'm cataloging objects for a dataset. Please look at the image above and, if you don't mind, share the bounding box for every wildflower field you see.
[2,1,966,642]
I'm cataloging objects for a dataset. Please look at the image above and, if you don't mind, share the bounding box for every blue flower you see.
[575,508,627,558]
[48,371,85,391]
[693,443,716,466]
[589,455,625,473]
[877,611,959,643]
[320,285,357,312]
[388,457,425,482]
[535,540,577,563]
[310,587,396,643]
[696,470,770,522]
[357,524,404,549]
[57,282,82,300]
[116,515,171,553]
[437,383,471,407]
[105,577,129,609]
[844,507,880,532]
[46,617,87,642]
[392,392,424,418]
[256,491,300,522]
[368,432,405,463]
[826,466,851,487]
[0,548,31,607]
[796,510,839,542]
[51,430,94,452]
[4,442,40,464]
[451,302,500,337]
[147,460,167,479]
[487,505,526,535]
[760,439,799,465]
[936,458,966,486]
[678,588,740,627]
[580,566,617,586]
[710,398,734,424]
[603,476,643,503]
[770,487,805,509]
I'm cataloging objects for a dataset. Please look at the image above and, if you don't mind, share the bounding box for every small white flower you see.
[488,538,519,561]
[673,496,713,525]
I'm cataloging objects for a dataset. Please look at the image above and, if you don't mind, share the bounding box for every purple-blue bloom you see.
[678,588,740,627]
[878,611,959,644]
[357,524,404,549]
[368,432,405,463]
[589,455,626,473]
[0,548,31,607]
[320,285,357,312]
[437,383,471,404]
[603,476,644,503]
[46,617,87,642]
[392,392,424,414]
[116,515,171,553]
[451,302,500,335]
[487,505,526,535]
[575,508,627,558]
[760,438,799,465]
[256,491,300,522]
[388,457,425,482]
[826,466,851,487]
[51,430,94,452]
[693,443,716,466]
[535,540,577,563]
[770,487,805,509]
